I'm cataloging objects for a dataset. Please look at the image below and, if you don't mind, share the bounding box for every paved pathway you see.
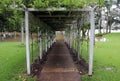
[37,42,81,81]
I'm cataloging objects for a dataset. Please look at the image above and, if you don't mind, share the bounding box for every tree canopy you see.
[0,0,104,10]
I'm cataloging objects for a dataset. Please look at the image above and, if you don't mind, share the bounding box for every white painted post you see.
[48,36,51,48]
[25,10,31,75]
[89,10,95,75]
[50,35,52,46]
[69,26,71,45]
[37,27,40,55]
[72,24,74,48]
[77,20,81,61]
[51,36,53,46]
[66,33,68,43]
[67,33,69,44]
[73,23,75,49]
[52,36,54,44]
[42,37,45,51]
[21,19,24,44]
[45,32,48,52]
[77,33,80,60]
[70,26,73,47]
[48,36,49,48]
[73,24,75,49]
[39,31,42,60]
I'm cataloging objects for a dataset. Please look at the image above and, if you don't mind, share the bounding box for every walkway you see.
[37,41,81,81]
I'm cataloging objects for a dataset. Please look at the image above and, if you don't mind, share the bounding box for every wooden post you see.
[25,10,31,75]
[89,10,95,75]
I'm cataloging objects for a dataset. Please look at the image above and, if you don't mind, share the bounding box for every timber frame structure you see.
[20,7,95,76]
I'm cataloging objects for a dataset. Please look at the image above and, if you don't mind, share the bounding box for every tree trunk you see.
[106,12,109,34]
[108,17,112,33]
[98,18,102,33]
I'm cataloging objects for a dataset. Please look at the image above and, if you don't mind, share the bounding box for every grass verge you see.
[82,33,120,81]
[0,42,36,81]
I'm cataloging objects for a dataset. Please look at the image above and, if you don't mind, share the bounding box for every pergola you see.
[19,7,95,76]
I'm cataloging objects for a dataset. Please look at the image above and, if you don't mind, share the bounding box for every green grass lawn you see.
[0,42,26,81]
[82,33,120,81]
[0,42,38,81]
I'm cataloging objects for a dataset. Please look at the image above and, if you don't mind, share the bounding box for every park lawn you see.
[0,42,27,81]
[82,33,120,81]
[0,42,37,81]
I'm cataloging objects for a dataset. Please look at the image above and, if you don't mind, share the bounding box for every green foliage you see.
[72,38,89,62]
[82,22,90,30]
[30,0,49,8]
[0,42,26,81]
[0,0,106,36]
[30,0,104,9]
[29,13,52,33]
[0,0,105,32]
[62,0,82,8]
[48,0,61,8]
[0,42,38,81]
[95,33,104,37]
[7,10,23,31]
[0,0,24,32]
[99,0,105,6]
[80,40,89,62]
[0,0,105,10]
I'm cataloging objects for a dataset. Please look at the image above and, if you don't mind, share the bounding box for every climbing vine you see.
[30,0,104,9]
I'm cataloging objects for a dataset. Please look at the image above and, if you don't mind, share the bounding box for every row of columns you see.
[39,31,54,60]
[25,10,55,75]
[65,10,95,75]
